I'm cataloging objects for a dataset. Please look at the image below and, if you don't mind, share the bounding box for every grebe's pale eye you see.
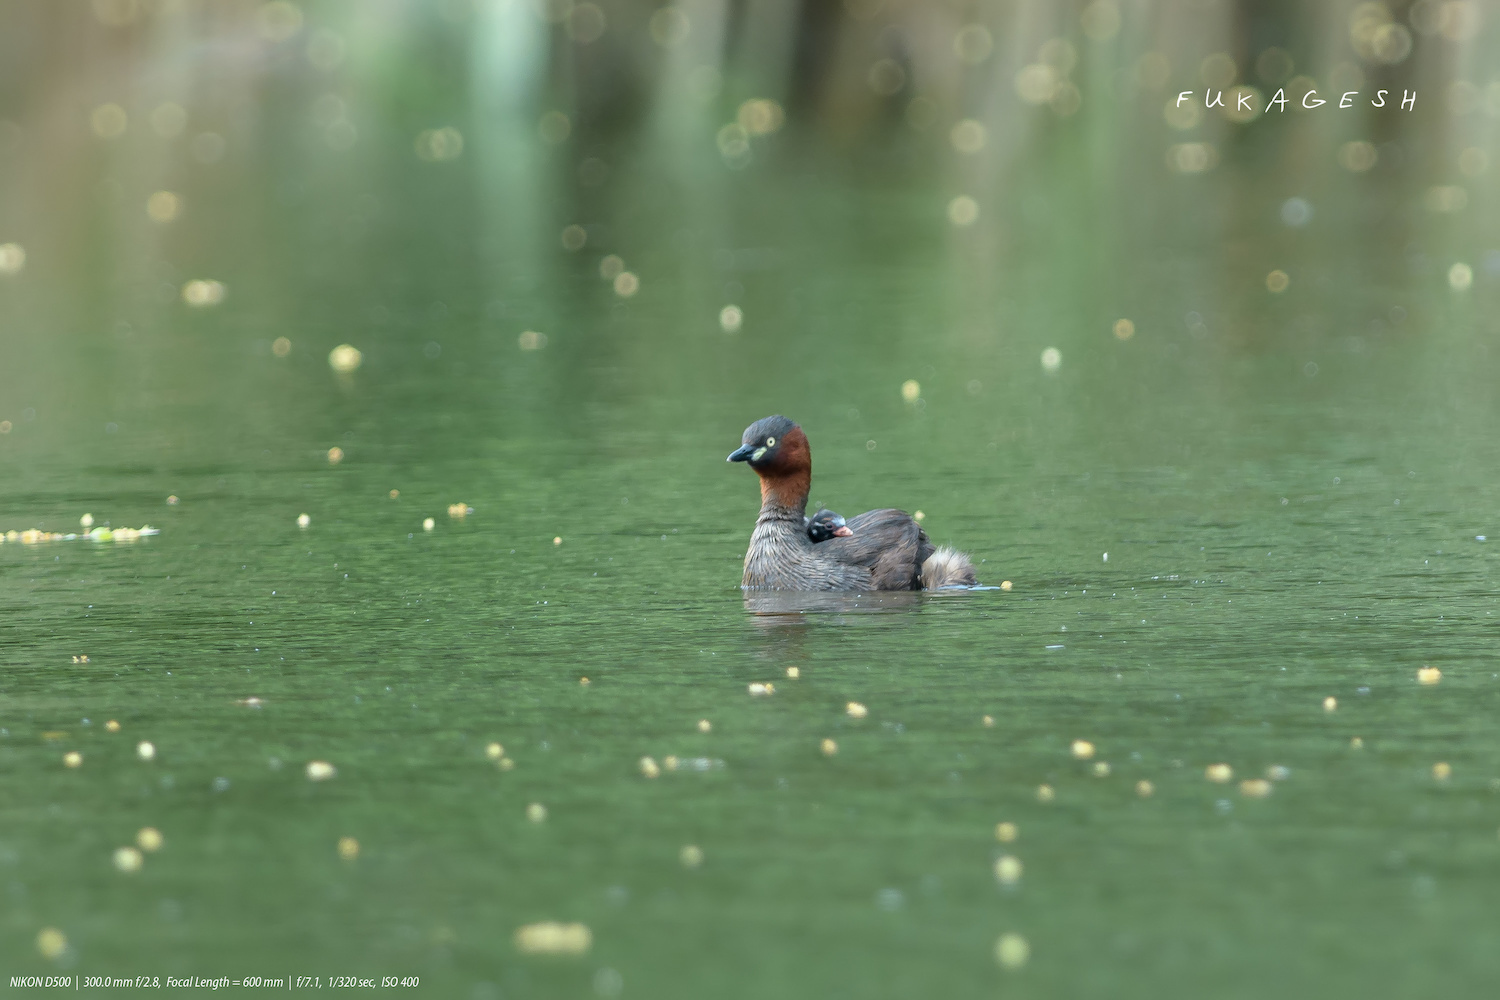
[766,436,776,446]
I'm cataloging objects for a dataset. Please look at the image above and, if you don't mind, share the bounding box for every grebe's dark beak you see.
[727,444,755,463]
[832,525,853,537]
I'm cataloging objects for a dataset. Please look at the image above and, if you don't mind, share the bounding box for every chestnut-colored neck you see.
[759,468,811,516]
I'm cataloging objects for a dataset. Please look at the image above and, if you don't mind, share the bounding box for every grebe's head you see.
[727,415,808,474]
[806,509,852,542]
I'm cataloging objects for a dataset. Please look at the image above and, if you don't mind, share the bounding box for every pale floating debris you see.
[901,379,921,402]
[297,513,311,528]
[982,715,995,728]
[113,846,143,873]
[1266,269,1290,293]
[104,720,120,732]
[1205,763,1233,783]
[269,336,293,357]
[561,224,587,250]
[447,503,472,518]
[1136,779,1155,797]
[696,719,711,733]
[846,701,868,719]
[497,757,515,771]
[820,738,838,757]
[1113,318,1135,340]
[1239,778,1273,798]
[1036,784,1055,802]
[327,446,344,464]
[389,489,400,499]
[136,741,156,761]
[337,836,360,860]
[553,535,562,545]
[1070,739,1095,760]
[237,697,264,709]
[181,279,226,307]
[612,271,640,298]
[72,655,90,664]
[1433,762,1452,782]
[1323,696,1338,712]
[80,513,94,528]
[515,922,591,955]
[0,242,26,275]
[785,666,800,679]
[578,677,590,686]
[306,760,336,781]
[995,821,1018,843]
[167,495,180,505]
[995,933,1029,969]
[518,330,547,350]
[663,755,679,771]
[719,304,743,333]
[328,343,363,373]
[1265,765,1291,781]
[36,928,66,960]
[137,827,164,852]
[947,195,979,227]
[63,751,83,768]
[1418,666,1442,685]
[748,682,775,696]
[599,254,624,280]
[146,190,180,223]
[2,525,157,546]
[1351,736,1364,749]
[679,844,704,868]
[1000,581,1013,591]
[485,742,505,760]
[526,802,547,822]
[423,518,436,532]
[913,510,924,522]
[1041,347,1062,372]
[737,98,784,135]
[639,756,660,778]
[1092,761,1111,777]
[993,855,1023,885]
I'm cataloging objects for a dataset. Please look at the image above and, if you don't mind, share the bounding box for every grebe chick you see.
[806,509,852,542]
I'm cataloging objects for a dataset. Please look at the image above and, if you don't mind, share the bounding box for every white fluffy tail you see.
[921,546,977,589]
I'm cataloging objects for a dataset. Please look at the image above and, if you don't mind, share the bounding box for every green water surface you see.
[4,17,1500,1000]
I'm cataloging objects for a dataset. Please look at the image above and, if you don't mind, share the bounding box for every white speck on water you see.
[1045,644,1065,650]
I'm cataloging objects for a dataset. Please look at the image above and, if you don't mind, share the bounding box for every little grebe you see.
[805,509,852,542]
[728,415,977,590]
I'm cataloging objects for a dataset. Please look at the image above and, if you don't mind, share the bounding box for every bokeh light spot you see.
[946,195,979,226]
[146,190,180,223]
[328,344,363,373]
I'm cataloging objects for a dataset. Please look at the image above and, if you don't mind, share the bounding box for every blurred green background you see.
[3,1,1500,998]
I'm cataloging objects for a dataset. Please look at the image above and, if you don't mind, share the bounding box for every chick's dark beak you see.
[832,525,853,537]
[727,444,756,463]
